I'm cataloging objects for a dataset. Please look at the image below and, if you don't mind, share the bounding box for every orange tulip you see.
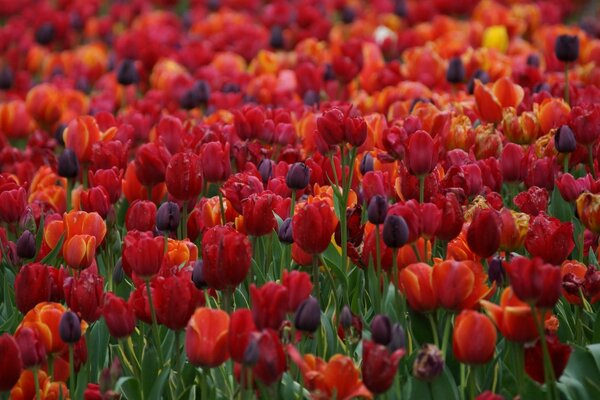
[63,234,96,270]
[452,310,497,365]
[537,98,570,135]
[0,100,34,139]
[474,77,524,123]
[498,209,530,252]
[28,166,67,214]
[432,260,495,311]
[164,239,198,271]
[287,345,373,400]
[481,287,541,343]
[63,210,106,248]
[576,192,600,233]
[25,83,62,128]
[62,116,102,163]
[560,261,588,305]
[399,263,438,313]
[10,369,70,400]
[122,161,167,205]
[185,308,230,368]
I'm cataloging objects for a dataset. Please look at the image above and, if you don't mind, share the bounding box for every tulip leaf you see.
[141,347,160,398]
[88,319,110,379]
[548,186,573,223]
[557,344,600,400]
[148,368,171,400]
[39,233,64,265]
[35,212,45,258]
[406,368,460,400]
[115,376,143,400]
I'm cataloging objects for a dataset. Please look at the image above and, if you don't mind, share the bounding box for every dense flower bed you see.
[1,0,600,399]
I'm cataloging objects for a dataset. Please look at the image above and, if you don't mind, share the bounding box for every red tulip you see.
[406,130,438,176]
[556,173,594,203]
[525,212,574,265]
[125,200,157,232]
[250,282,289,330]
[432,192,464,242]
[569,104,600,146]
[185,308,230,368]
[91,140,129,172]
[513,186,548,216]
[362,339,405,394]
[80,186,111,219]
[165,152,203,201]
[153,270,204,331]
[253,329,286,386]
[0,186,27,223]
[14,263,51,314]
[452,310,497,365]
[15,328,46,368]
[63,269,104,322]
[199,141,231,183]
[505,256,561,308]
[202,225,252,290]
[88,168,123,204]
[466,208,501,258]
[399,263,438,313]
[102,293,136,339]
[242,192,278,237]
[524,335,571,384]
[282,270,313,313]
[500,143,525,183]
[228,309,257,364]
[134,143,171,187]
[122,232,165,280]
[432,260,495,311]
[129,282,152,324]
[316,107,345,146]
[292,200,336,254]
[0,333,23,392]
[221,172,264,214]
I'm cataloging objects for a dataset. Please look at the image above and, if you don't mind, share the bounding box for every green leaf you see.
[407,368,460,400]
[88,319,110,379]
[548,186,573,222]
[40,233,64,265]
[141,347,160,398]
[116,376,143,400]
[148,368,171,400]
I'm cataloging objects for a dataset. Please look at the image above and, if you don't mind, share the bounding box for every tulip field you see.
[3,0,600,399]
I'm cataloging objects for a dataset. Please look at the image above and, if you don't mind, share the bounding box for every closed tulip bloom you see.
[569,104,600,146]
[221,173,264,214]
[253,330,287,386]
[156,201,180,232]
[63,116,102,163]
[554,125,576,153]
[556,174,593,203]
[198,141,231,183]
[525,212,574,265]
[576,192,600,233]
[371,314,392,345]
[165,152,203,201]
[554,35,579,63]
[362,339,405,394]
[525,335,572,384]
[292,200,336,254]
[505,256,561,308]
[0,334,22,391]
[14,263,51,314]
[406,130,437,176]
[433,193,464,242]
[59,311,81,344]
[432,260,495,311]
[367,195,388,225]
[481,287,540,342]
[242,192,278,237]
[499,209,529,252]
[399,263,438,313]
[154,271,204,331]
[57,149,80,179]
[16,328,47,370]
[63,269,104,322]
[202,225,252,290]
[0,187,27,223]
[88,168,122,204]
[500,143,525,183]
[453,310,497,365]
[63,234,96,270]
[317,107,345,145]
[382,214,409,249]
[282,270,312,313]
[185,308,230,368]
[446,56,465,84]
[228,309,257,363]
[122,234,164,279]
[286,162,310,190]
[277,218,294,244]
[125,200,157,232]
[134,143,171,187]
[80,186,111,219]
[251,282,289,331]
[294,296,321,333]
[102,293,136,339]
[466,208,501,258]
[116,59,139,85]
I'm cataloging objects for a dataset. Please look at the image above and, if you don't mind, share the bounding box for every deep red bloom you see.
[252,329,287,386]
[362,171,390,204]
[15,327,46,368]
[80,186,111,219]
[524,335,571,384]
[234,105,266,141]
[91,140,129,172]
[134,142,171,187]
[432,192,464,241]
[199,141,231,183]
[293,200,336,254]
[466,208,501,258]
[88,168,122,204]
[125,200,157,232]
[14,262,51,314]
[242,192,278,237]
[122,232,165,279]
[128,282,152,324]
[202,225,252,290]
[102,293,136,339]
[452,310,497,365]
[153,270,204,331]
[525,213,574,265]
[332,39,363,84]
[250,282,289,331]
[63,269,104,322]
[282,270,313,313]
[316,106,367,147]
[556,173,593,203]
[221,172,264,214]
[505,256,561,308]
[0,186,27,223]
[406,130,438,176]
[501,143,526,183]
[524,156,558,191]
[513,186,548,216]
[0,333,23,391]
[361,339,405,394]
[387,200,420,244]
[165,152,203,201]
[228,309,257,364]
[569,104,600,146]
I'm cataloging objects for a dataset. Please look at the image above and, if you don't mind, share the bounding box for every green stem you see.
[564,62,570,106]
[575,305,583,345]
[218,189,227,225]
[312,254,320,300]
[340,147,348,274]
[468,366,477,400]
[289,189,296,218]
[531,306,557,400]
[68,345,75,398]
[418,175,425,204]
[33,367,41,400]
[440,314,453,357]
[427,313,440,347]
[222,287,233,314]
[181,201,188,240]
[588,145,597,179]
[563,153,570,174]
[512,341,525,396]
[146,279,164,364]
[375,224,382,275]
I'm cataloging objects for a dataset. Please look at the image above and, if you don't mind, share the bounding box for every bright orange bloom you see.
[453,310,497,365]
[63,116,116,163]
[481,287,541,343]
[0,100,34,139]
[25,83,62,128]
[287,346,372,400]
[63,234,96,270]
[10,369,70,400]
[28,166,67,214]
[446,227,479,262]
[122,161,167,205]
[537,98,570,135]
[399,263,438,313]
[502,108,541,145]
[560,261,588,305]
[63,210,106,248]
[164,239,198,271]
[576,192,600,233]
[401,46,446,89]
[474,77,524,123]
[185,308,230,368]
[432,260,495,311]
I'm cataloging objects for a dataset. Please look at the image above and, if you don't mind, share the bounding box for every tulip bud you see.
[116,59,139,86]
[269,26,285,50]
[192,80,210,105]
[0,65,13,90]
[446,57,465,84]
[113,258,124,284]
[371,314,392,345]
[382,215,409,249]
[58,149,80,178]
[35,22,55,45]
[278,218,294,244]
[243,335,260,366]
[555,34,579,63]
[339,305,353,329]
[192,260,207,289]
[59,311,82,344]
[286,162,310,190]
[367,195,388,225]
[294,296,321,333]
[54,123,67,147]
[360,153,374,175]
[341,6,356,24]
[554,125,577,153]
[156,201,180,232]
[527,54,541,68]
[303,90,319,106]
[394,0,407,17]
[258,159,274,184]
[488,257,505,286]
[389,323,406,352]
[413,344,444,381]
[16,230,36,259]
[323,64,335,81]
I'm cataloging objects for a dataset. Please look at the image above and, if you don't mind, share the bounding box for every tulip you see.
[202,225,252,291]
[556,173,593,203]
[122,233,164,279]
[282,270,312,313]
[554,125,576,154]
[413,344,444,381]
[102,293,136,339]
[191,260,207,290]
[569,104,600,147]
[294,296,321,333]
[165,152,203,201]
[156,201,180,233]
[80,186,111,219]
[286,162,310,190]
[57,149,80,179]
[367,195,388,225]
[452,310,497,365]
[360,153,374,175]
[432,260,495,311]
[198,141,231,183]
[406,130,437,177]
[63,234,96,271]
[555,35,579,63]
[0,334,23,392]
[91,141,129,172]
[399,263,438,313]
[242,192,278,236]
[382,214,409,249]
[228,309,257,363]
[432,193,464,242]
[134,143,171,187]
[513,186,549,216]
[481,287,540,342]
[14,263,51,314]
[362,339,405,394]
[498,209,529,252]
[154,271,204,331]
[16,328,47,368]
[524,335,571,384]
[125,200,157,232]
[505,257,561,308]
[185,308,230,368]
[466,208,501,259]
[525,212,574,265]
[277,218,294,244]
[63,269,104,322]
[250,282,289,331]
[389,323,406,352]
[501,143,525,182]
[221,173,264,214]
[116,59,139,86]
[59,311,82,344]
[576,193,600,233]
[0,187,27,223]
[371,314,392,345]
[474,78,524,124]
[63,116,102,163]
[446,57,465,84]
[253,330,287,386]
[292,200,336,255]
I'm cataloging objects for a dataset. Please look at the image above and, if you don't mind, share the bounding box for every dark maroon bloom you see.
[501,143,525,183]
[242,192,278,237]
[14,263,51,314]
[102,293,136,339]
[134,143,171,187]
[165,152,203,201]
[64,269,104,323]
[466,208,501,258]
[250,282,289,331]
[202,225,252,290]
[252,329,287,386]
[282,270,312,313]
[362,339,405,394]
[0,187,26,223]
[406,130,438,176]
[525,335,571,383]
[525,156,557,191]
[0,333,22,391]
[80,186,111,219]
[433,192,464,242]
[125,200,157,232]
[505,256,561,308]
[15,327,46,368]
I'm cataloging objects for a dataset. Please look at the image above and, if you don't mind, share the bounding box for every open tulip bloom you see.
[3,1,600,399]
